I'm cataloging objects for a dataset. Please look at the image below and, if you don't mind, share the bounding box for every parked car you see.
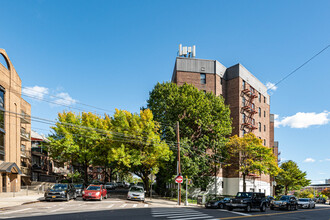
[270,195,298,211]
[136,182,145,189]
[82,185,108,201]
[298,198,315,209]
[73,183,84,197]
[205,197,231,209]
[265,196,275,207]
[44,183,76,201]
[127,186,145,202]
[226,192,267,212]
[116,182,124,188]
[104,182,116,191]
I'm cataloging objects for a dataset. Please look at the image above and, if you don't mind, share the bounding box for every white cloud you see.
[266,82,277,91]
[275,111,330,128]
[22,86,49,100]
[53,92,76,106]
[325,158,330,162]
[304,158,315,163]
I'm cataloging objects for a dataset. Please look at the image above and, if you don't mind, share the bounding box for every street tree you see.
[47,111,110,184]
[225,133,280,192]
[147,82,232,190]
[110,109,172,194]
[276,160,311,195]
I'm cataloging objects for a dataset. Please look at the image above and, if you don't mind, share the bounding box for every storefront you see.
[0,162,22,192]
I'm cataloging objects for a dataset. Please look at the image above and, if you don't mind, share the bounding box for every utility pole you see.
[176,121,181,205]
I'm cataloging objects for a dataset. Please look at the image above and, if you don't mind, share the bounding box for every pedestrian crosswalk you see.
[151,208,217,220]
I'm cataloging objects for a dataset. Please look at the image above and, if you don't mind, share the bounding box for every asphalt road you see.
[0,189,329,220]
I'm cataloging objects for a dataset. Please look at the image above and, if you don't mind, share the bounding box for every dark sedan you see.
[44,183,77,201]
[205,197,231,209]
[270,195,298,211]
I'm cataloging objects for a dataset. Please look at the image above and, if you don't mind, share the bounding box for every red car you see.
[82,185,108,201]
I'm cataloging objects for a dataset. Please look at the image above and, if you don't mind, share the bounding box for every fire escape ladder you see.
[241,87,258,133]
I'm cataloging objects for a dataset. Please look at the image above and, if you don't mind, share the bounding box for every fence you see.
[0,185,48,198]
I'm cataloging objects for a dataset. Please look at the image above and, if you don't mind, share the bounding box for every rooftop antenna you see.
[178,44,196,58]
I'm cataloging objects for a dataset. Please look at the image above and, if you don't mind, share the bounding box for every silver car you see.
[298,198,315,209]
[127,186,145,202]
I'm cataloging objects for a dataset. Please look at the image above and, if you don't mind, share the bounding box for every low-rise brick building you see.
[172,48,279,195]
[0,49,31,192]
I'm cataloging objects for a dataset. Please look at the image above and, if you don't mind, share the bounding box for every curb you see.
[22,200,41,205]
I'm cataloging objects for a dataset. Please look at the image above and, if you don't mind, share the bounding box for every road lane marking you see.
[152,212,202,217]
[107,204,114,208]
[133,204,137,208]
[219,207,330,219]
[218,209,251,216]
[120,204,127,208]
[175,216,216,220]
[167,214,210,218]
[0,208,32,215]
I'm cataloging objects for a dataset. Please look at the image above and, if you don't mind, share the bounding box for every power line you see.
[267,44,330,92]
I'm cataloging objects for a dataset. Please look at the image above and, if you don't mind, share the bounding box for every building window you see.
[242,114,246,123]
[264,139,266,146]
[0,132,4,161]
[200,73,206,84]
[252,119,255,125]
[259,122,261,132]
[0,88,4,109]
[258,93,261,102]
[264,96,266,103]
[220,78,223,85]
[264,111,266,117]
[251,103,255,110]
[243,80,246,89]
[258,108,261,117]
[264,125,266,132]
[242,96,246,106]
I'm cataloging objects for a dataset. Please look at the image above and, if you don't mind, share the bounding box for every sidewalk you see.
[145,197,202,208]
[0,194,43,210]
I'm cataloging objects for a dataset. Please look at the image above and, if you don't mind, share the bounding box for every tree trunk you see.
[142,175,150,196]
[285,186,288,195]
[243,173,246,192]
[83,163,88,185]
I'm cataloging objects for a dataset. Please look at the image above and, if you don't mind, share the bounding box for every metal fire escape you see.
[241,85,258,133]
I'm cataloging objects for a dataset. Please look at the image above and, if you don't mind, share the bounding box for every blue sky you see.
[1,0,329,184]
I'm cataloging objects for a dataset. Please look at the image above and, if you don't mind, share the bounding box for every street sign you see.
[175,175,183,183]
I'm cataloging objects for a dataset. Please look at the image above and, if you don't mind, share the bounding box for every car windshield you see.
[130,187,143,193]
[87,186,101,190]
[74,184,83,188]
[299,199,309,202]
[52,184,68,190]
[279,196,290,201]
[236,192,252,198]
[106,182,113,185]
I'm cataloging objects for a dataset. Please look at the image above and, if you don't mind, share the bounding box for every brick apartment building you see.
[0,49,31,192]
[171,47,278,195]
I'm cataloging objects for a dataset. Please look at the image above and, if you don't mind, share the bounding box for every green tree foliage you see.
[299,188,316,198]
[225,133,280,192]
[110,109,172,193]
[276,160,311,195]
[47,112,110,184]
[147,82,232,191]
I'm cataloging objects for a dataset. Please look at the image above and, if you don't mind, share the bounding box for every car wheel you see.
[260,204,266,212]
[219,203,224,209]
[73,193,77,200]
[312,204,315,209]
[66,194,70,202]
[105,193,108,199]
[308,204,310,209]
[270,205,274,210]
[83,198,86,201]
[295,204,298,210]
[246,204,251,213]
[99,195,103,201]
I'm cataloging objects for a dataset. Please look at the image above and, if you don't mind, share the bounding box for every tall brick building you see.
[172,51,278,195]
[0,49,31,192]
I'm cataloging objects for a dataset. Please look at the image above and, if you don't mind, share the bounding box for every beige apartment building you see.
[0,49,31,192]
[172,47,279,195]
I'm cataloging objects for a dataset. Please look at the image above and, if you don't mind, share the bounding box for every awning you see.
[0,162,22,174]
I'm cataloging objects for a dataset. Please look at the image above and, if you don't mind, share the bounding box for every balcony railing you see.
[20,128,31,141]
[21,149,31,159]
[20,112,31,124]
[20,166,30,176]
